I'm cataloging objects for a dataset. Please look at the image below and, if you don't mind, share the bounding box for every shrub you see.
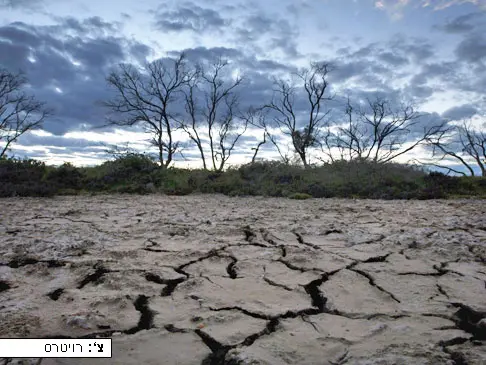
[288,192,312,200]
[102,153,158,182]
[1,154,484,199]
[0,158,55,197]
[44,162,84,189]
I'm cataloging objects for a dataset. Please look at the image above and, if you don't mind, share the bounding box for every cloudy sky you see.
[0,0,485,169]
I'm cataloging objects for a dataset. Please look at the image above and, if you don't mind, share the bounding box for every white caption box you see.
[0,339,112,358]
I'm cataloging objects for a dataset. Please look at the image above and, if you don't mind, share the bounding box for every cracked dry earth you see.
[0,195,486,365]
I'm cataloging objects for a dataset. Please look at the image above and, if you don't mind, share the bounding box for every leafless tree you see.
[105,54,196,168]
[327,96,444,164]
[425,121,485,176]
[264,62,332,167]
[244,107,291,164]
[180,74,207,169]
[318,127,339,163]
[180,59,247,171]
[0,68,50,158]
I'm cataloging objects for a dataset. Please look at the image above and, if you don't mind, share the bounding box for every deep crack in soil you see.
[292,230,320,250]
[197,328,231,365]
[226,257,238,279]
[161,278,187,297]
[0,281,11,292]
[3,257,66,269]
[451,303,486,340]
[304,275,330,312]
[197,314,281,365]
[442,346,471,365]
[124,295,155,335]
[350,268,401,303]
[77,267,109,289]
[242,225,256,243]
[47,288,64,301]
[1,195,485,364]
[144,272,188,296]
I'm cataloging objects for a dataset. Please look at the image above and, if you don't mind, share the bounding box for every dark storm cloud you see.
[317,35,441,106]
[455,32,486,64]
[234,135,259,144]
[0,18,152,135]
[409,55,486,98]
[406,112,449,140]
[408,85,434,99]
[327,58,394,90]
[328,61,363,83]
[0,22,41,46]
[409,61,457,86]
[442,104,478,120]
[170,46,243,63]
[435,12,485,34]
[58,16,120,35]
[381,35,434,65]
[234,13,300,59]
[399,42,434,62]
[378,51,408,66]
[351,43,378,58]
[17,133,105,149]
[154,3,226,32]
[67,38,124,68]
[327,36,429,89]
[239,14,274,39]
[0,0,42,10]
[129,43,152,64]
[245,58,294,72]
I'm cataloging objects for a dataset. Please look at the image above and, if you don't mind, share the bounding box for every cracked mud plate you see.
[0,195,485,364]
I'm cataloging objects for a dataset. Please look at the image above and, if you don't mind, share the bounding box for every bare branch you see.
[0,68,51,158]
[327,96,443,164]
[264,62,332,167]
[178,58,246,171]
[425,121,485,176]
[104,54,196,167]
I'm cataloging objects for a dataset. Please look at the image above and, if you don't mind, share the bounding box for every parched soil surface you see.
[0,194,485,365]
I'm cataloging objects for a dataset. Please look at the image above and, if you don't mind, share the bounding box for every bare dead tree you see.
[239,109,268,163]
[332,97,368,161]
[244,107,291,164]
[264,62,332,167]
[180,74,207,169]
[318,128,338,163]
[104,54,196,168]
[330,96,444,164]
[251,133,266,163]
[0,68,51,158]
[425,121,485,176]
[180,59,247,171]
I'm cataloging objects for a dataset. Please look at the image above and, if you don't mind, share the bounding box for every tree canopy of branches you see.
[264,62,332,167]
[105,54,196,168]
[323,96,444,164]
[0,68,50,158]
[425,121,485,176]
[244,107,290,164]
[180,59,247,171]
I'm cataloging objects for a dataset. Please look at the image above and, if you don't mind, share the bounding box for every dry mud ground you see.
[0,194,485,365]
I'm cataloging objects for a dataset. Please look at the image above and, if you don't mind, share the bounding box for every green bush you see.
[288,192,312,200]
[0,158,55,197]
[155,168,194,196]
[105,153,157,179]
[1,154,484,199]
[111,183,153,195]
[44,162,84,190]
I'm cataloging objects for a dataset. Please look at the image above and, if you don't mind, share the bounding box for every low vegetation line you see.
[1,156,485,199]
